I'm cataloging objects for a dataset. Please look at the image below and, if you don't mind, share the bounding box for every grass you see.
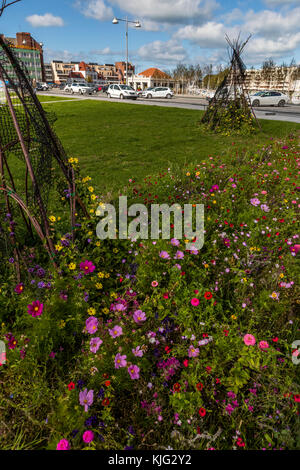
[43,99,300,193]
[37,94,77,102]
[5,98,300,197]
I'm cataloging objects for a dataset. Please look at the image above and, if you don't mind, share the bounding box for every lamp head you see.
[112,17,119,24]
[135,21,141,28]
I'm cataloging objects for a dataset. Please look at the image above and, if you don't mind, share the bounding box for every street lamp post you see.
[112,16,141,85]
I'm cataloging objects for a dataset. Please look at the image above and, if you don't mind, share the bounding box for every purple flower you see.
[108,325,123,338]
[260,204,270,212]
[171,238,180,246]
[79,388,94,412]
[174,250,184,259]
[86,316,98,334]
[250,198,260,207]
[132,345,144,357]
[90,337,103,353]
[128,365,140,380]
[114,353,127,369]
[133,310,147,324]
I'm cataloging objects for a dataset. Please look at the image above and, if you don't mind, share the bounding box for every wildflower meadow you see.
[0,121,299,450]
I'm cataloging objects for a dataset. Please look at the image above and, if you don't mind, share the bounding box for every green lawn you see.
[37,94,77,102]
[41,99,300,193]
[6,99,300,197]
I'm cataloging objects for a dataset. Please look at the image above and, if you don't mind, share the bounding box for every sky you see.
[1,0,300,73]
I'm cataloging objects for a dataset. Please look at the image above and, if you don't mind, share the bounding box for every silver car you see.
[250,91,288,107]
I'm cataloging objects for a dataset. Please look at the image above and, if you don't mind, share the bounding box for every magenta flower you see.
[191,298,199,306]
[86,316,98,334]
[250,198,260,207]
[27,300,43,317]
[159,251,170,259]
[82,430,94,443]
[290,244,300,255]
[109,325,123,338]
[79,388,94,412]
[209,184,219,193]
[90,337,102,353]
[128,364,140,379]
[56,439,70,450]
[114,353,127,369]
[133,310,147,323]
[243,334,256,346]
[132,345,144,357]
[188,345,199,357]
[80,260,95,274]
[14,283,24,294]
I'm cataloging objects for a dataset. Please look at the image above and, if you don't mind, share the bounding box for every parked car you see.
[64,83,93,95]
[142,87,174,99]
[36,82,49,91]
[106,84,137,99]
[250,91,288,107]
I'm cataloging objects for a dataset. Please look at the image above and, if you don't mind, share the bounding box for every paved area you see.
[38,91,300,124]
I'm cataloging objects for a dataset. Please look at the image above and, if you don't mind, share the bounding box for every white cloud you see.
[26,13,64,27]
[263,0,299,6]
[75,0,113,21]
[175,22,239,48]
[244,8,300,38]
[138,39,188,64]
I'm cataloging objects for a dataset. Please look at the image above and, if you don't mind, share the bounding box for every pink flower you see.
[171,238,180,246]
[188,345,199,357]
[259,341,269,350]
[132,345,144,357]
[128,364,140,379]
[115,353,127,368]
[250,198,260,207]
[290,244,300,255]
[86,316,98,334]
[151,281,158,287]
[191,298,199,306]
[90,337,102,353]
[133,310,147,323]
[79,260,95,274]
[27,300,43,317]
[174,250,184,259]
[56,439,70,450]
[159,251,170,259]
[243,334,256,346]
[109,325,123,338]
[82,430,94,443]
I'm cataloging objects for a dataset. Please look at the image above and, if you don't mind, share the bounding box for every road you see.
[39,90,300,124]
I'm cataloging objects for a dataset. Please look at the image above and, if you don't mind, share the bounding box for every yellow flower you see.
[87,307,96,315]
[186,172,190,176]
[195,171,200,176]
[58,320,66,329]
[231,314,237,320]
[88,186,94,193]
[279,273,284,279]
[204,264,209,269]
[105,273,110,278]
[49,215,56,222]
[68,157,74,164]
[95,283,103,289]
[90,209,94,214]
[102,307,109,315]
[91,194,97,200]
[213,200,217,204]
[69,262,76,270]
[110,292,117,298]
[113,248,119,253]
[96,241,101,247]
[55,244,63,252]
[98,272,104,278]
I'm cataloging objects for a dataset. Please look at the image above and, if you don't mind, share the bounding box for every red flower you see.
[206,366,212,373]
[272,337,278,342]
[165,346,171,354]
[103,373,109,379]
[204,291,213,300]
[196,382,203,391]
[183,359,189,367]
[294,394,300,403]
[236,438,245,447]
[216,378,221,384]
[173,383,181,392]
[67,382,75,391]
[104,380,111,387]
[223,329,229,336]
[102,398,110,406]
[198,407,206,417]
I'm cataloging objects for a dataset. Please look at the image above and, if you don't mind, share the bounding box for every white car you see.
[142,87,174,99]
[106,84,137,100]
[250,91,288,107]
[64,83,93,95]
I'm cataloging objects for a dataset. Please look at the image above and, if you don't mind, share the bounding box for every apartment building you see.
[0,32,45,82]
[244,66,300,97]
